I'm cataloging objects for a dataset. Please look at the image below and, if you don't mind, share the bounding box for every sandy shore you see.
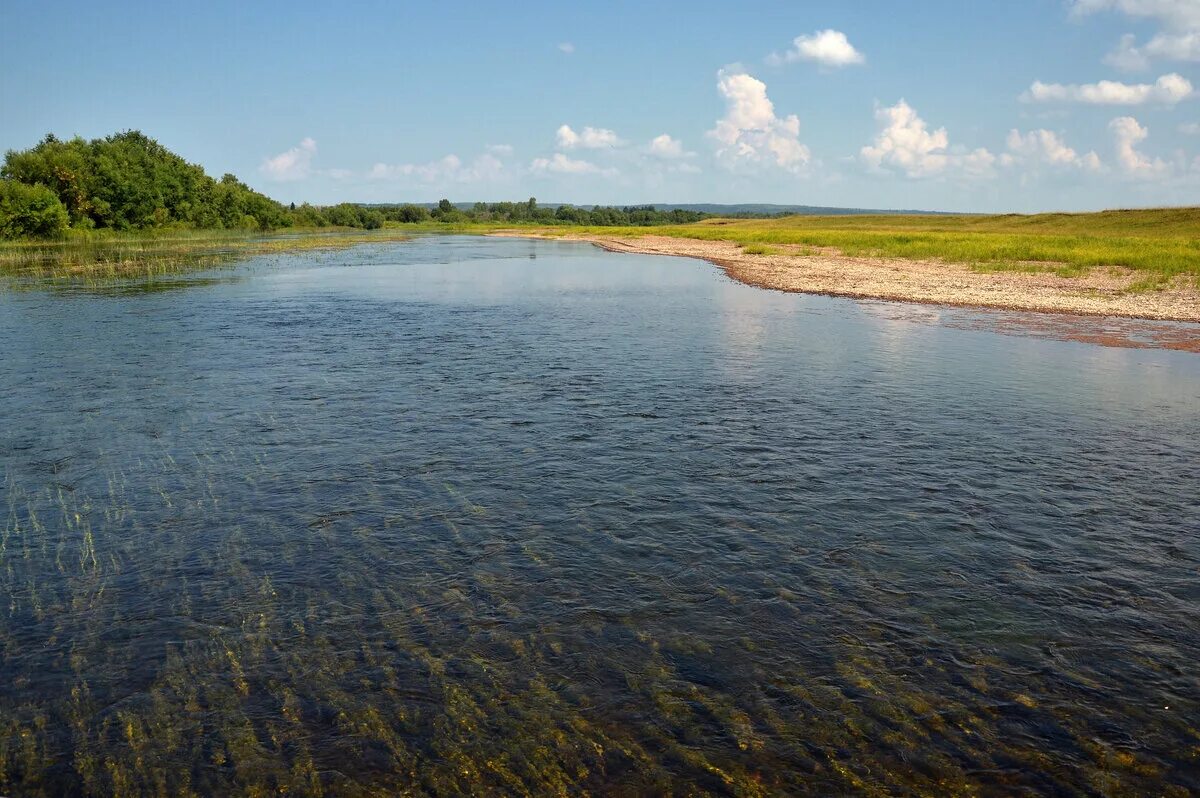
[492,232,1200,324]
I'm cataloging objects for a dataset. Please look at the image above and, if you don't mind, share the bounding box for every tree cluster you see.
[0,132,388,239]
[1,132,293,237]
[0,131,718,241]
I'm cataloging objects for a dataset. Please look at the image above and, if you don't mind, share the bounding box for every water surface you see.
[2,236,1198,796]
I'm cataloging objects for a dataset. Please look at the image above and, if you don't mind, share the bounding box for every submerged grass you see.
[491,207,1200,283]
[2,441,1193,795]
[0,228,413,283]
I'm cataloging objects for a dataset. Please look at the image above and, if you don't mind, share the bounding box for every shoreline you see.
[490,230,1200,352]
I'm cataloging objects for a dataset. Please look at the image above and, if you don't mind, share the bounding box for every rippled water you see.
[2,236,1198,796]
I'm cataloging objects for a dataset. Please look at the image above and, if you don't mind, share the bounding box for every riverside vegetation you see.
[3,130,1198,292]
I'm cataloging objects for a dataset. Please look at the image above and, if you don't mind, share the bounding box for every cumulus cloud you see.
[558,42,575,54]
[1001,129,1103,171]
[260,137,317,181]
[1072,0,1200,66]
[556,124,623,149]
[1022,73,1193,104]
[707,68,810,172]
[486,143,514,156]
[769,29,865,68]
[646,134,693,158]
[860,100,995,178]
[529,153,616,176]
[368,152,506,183]
[1110,116,1169,176]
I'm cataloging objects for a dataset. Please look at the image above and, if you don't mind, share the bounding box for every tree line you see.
[403,198,712,226]
[0,130,714,240]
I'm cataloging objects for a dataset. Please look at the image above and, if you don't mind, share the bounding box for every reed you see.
[0,228,413,282]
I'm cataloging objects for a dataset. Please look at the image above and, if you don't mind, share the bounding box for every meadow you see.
[517,207,1200,285]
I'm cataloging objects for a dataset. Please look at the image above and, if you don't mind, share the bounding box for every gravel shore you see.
[523,233,1200,322]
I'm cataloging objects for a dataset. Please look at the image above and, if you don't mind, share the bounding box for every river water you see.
[1,236,1198,795]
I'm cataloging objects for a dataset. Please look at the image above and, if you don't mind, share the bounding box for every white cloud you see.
[1022,73,1193,104]
[1073,1,1200,66]
[1110,116,1169,176]
[769,29,865,68]
[486,143,514,156]
[1145,31,1200,60]
[529,153,616,176]
[1105,33,1152,70]
[556,124,623,149]
[707,68,810,172]
[260,137,317,181]
[1001,129,1103,171]
[1072,0,1200,28]
[368,152,506,183]
[558,42,575,54]
[646,134,693,158]
[860,100,995,178]
[1180,121,1200,133]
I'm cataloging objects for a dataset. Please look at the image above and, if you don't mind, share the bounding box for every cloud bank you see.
[1023,73,1193,104]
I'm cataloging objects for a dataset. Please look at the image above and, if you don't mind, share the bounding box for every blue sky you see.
[2,0,1199,212]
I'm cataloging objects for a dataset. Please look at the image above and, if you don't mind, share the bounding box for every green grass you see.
[8,208,1199,287]
[0,227,412,282]
[740,243,784,255]
[527,207,1200,283]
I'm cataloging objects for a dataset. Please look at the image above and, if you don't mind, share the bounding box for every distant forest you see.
[0,131,728,240]
[0,130,947,241]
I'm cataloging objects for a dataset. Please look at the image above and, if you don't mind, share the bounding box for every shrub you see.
[0,180,69,239]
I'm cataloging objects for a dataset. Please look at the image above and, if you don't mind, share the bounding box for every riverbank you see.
[489,228,1200,324]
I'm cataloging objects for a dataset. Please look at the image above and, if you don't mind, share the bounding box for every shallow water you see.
[1,236,1198,796]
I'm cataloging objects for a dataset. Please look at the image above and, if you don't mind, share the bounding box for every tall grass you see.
[0,228,412,281]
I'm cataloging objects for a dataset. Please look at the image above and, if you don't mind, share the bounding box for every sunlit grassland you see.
[0,228,412,283]
[504,207,1200,286]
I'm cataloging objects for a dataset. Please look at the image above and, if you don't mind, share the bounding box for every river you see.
[1,235,1197,795]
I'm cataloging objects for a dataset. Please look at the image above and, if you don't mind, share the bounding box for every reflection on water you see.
[1,236,1198,796]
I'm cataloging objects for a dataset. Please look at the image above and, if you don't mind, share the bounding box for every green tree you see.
[0,180,69,239]
[1,130,292,234]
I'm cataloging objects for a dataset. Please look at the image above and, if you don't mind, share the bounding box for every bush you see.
[0,180,69,239]
[392,204,430,223]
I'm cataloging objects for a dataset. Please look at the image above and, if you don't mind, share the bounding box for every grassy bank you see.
[0,227,412,282]
[7,208,1199,291]
[507,208,1200,286]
